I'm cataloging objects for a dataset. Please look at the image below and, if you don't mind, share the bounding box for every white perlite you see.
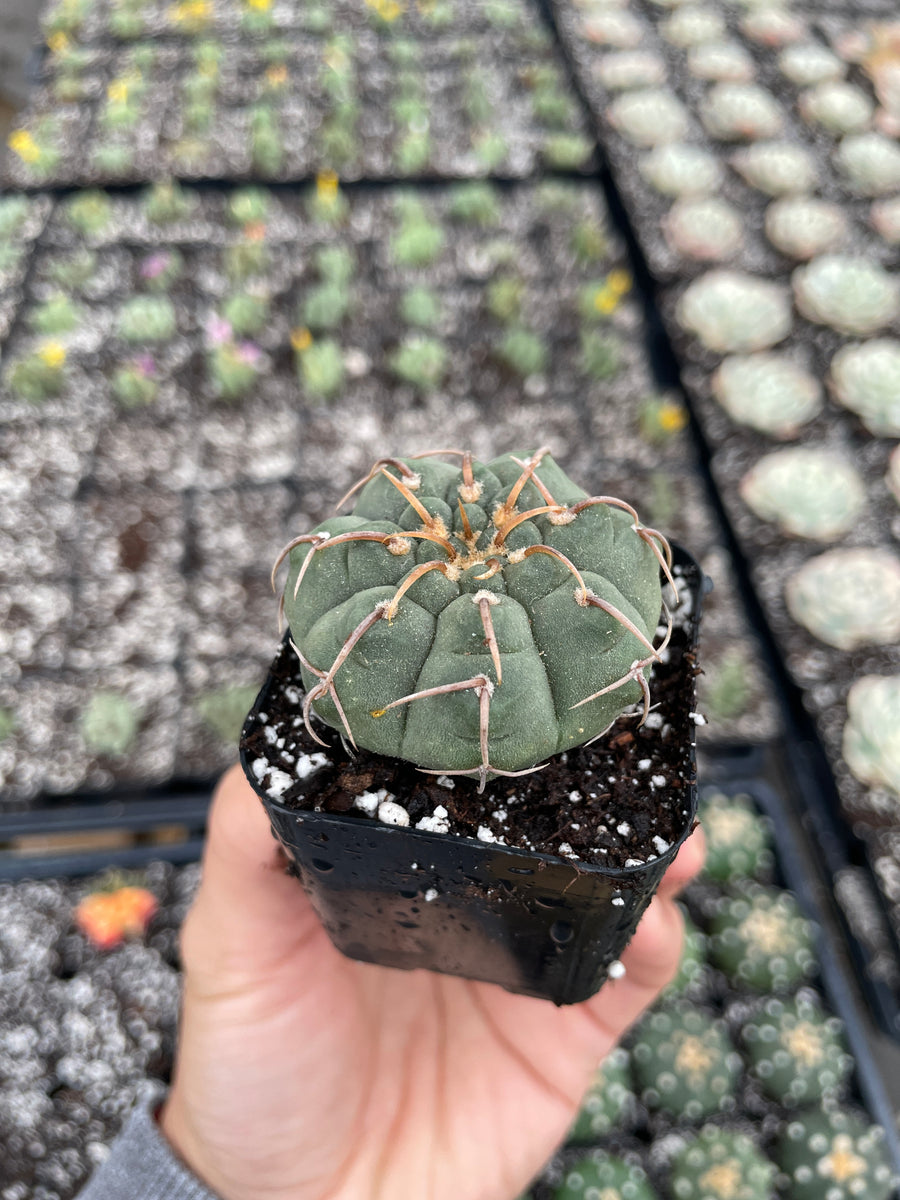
[377,800,409,827]
[607,960,627,979]
[652,835,672,854]
[612,896,625,907]
[265,768,294,798]
[354,791,380,815]
[424,888,439,902]
[295,751,330,779]
[617,822,631,836]
[416,805,450,834]
[477,825,500,843]
[651,774,667,788]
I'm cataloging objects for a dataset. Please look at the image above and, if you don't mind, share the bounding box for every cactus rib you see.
[276,449,672,788]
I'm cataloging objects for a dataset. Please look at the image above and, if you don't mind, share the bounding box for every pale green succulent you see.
[687,40,756,82]
[663,197,743,261]
[639,143,724,196]
[701,647,753,720]
[785,548,900,650]
[730,140,819,195]
[799,81,874,134]
[29,294,81,336]
[740,8,807,46]
[580,10,644,50]
[400,286,441,329]
[739,447,865,539]
[700,83,784,141]
[65,189,112,237]
[711,354,822,437]
[659,5,725,48]
[834,133,900,197]
[843,674,900,795]
[81,691,139,757]
[677,271,793,354]
[595,50,667,91]
[778,42,844,86]
[872,197,900,244]
[607,88,690,147]
[829,339,900,436]
[765,197,847,259]
[276,450,671,786]
[793,255,900,336]
[497,327,547,377]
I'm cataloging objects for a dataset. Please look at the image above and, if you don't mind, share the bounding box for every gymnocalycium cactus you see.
[273,449,675,790]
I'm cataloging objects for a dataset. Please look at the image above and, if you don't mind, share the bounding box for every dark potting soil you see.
[242,566,700,872]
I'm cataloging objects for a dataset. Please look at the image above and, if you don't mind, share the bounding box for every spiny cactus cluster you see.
[274,449,674,790]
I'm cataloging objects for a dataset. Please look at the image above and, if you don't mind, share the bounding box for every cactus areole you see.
[274,449,674,791]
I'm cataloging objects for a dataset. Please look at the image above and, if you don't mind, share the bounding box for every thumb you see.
[182,764,333,983]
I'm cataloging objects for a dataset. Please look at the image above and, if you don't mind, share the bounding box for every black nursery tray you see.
[525,770,900,1198]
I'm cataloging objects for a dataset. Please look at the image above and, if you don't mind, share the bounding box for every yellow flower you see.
[169,0,211,27]
[107,79,129,104]
[38,342,67,370]
[593,287,619,316]
[366,0,404,16]
[291,327,313,352]
[9,129,41,163]
[606,268,632,297]
[316,169,339,199]
[47,31,71,54]
[265,64,288,88]
[658,400,687,433]
[247,0,272,8]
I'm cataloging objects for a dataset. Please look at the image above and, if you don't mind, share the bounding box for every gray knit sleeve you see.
[77,1098,220,1200]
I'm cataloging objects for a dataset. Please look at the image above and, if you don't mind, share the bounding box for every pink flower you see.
[135,353,156,377]
[140,251,171,280]
[235,341,262,366]
[205,314,233,345]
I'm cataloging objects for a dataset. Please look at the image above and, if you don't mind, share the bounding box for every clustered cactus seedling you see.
[775,1109,895,1200]
[785,548,900,651]
[555,1152,656,1200]
[273,450,675,789]
[709,885,816,991]
[631,1006,742,1120]
[668,1127,776,1200]
[741,993,854,1107]
[567,1048,636,1143]
[842,674,900,795]
[699,790,773,882]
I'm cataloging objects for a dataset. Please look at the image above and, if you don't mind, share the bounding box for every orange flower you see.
[75,886,158,950]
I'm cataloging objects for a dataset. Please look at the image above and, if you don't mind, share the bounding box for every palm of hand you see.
[161,767,701,1200]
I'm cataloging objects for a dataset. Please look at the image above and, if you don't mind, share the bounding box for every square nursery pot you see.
[240,546,704,1004]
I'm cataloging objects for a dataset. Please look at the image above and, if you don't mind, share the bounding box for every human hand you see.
[160,764,705,1200]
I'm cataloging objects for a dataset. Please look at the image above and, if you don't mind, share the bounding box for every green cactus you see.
[93,141,135,176]
[223,291,270,337]
[448,182,501,227]
[297,337,345,400]
[497,327,548,377]
[112,355,159,408]
[143,179,196,225]
[228,187,271,227]
[81,691,139,757]
[65,189,112,237]
[47,248,97,292]
[400,286,441,329]
[389,335,447,390]
[115,296,177,343]
[0,195,29,239]
[29,294,81,336]
[275,450,673,787]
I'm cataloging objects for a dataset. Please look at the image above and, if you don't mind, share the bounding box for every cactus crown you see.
[275,449,674,791]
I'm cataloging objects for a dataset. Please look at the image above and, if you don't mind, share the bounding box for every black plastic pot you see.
[240,547,703,1005]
